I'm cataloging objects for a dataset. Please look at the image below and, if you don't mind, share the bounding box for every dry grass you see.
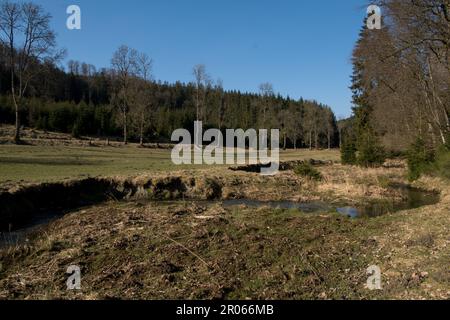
[0,162,448,300]
[316,164,408,203]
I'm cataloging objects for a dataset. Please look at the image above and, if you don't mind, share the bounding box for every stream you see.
[0,187,440,248]
[223,187,440,218]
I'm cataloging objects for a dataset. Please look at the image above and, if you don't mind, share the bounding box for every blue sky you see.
[35,0,369,118]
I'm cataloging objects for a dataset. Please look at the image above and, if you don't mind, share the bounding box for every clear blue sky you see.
[35,0,369,118]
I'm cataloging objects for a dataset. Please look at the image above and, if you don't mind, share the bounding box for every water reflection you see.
[223,188,439,218]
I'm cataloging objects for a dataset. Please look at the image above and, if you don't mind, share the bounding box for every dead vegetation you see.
[0,160,448,300]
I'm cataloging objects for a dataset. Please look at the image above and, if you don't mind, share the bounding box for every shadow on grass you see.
[0,157,105,166]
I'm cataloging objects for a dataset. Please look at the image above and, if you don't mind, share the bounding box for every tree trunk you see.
[314,129,318,150]
[14,101,20,143]
[139,113,144,146]
[196,86,200,121]
[428,123,436,148]
[327,132,331,150]
[123,109,128,145]
[263,106,266,127]
[11,59,20,144]
[309,131,312,150]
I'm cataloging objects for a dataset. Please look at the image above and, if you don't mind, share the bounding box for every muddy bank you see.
[0,175,223,231]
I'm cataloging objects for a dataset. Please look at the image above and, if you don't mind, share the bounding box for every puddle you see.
[223,187,440,219]
[343,187,440,218]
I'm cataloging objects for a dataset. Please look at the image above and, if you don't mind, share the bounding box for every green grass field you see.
[0,144,340,184]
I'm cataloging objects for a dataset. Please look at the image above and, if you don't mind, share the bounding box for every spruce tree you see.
[350,23,386,167]
[341,131,357,165]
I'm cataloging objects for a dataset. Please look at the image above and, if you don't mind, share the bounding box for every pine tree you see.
[341,131,357,165]
[350,23,386,167]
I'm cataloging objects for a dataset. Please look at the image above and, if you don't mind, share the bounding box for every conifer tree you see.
[350,23,385,167]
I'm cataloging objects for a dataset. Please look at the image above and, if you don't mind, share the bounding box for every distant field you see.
[0,144,340,184]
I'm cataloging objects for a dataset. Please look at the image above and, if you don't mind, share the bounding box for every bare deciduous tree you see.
[0,1,62,143]
[192,64,209,121]
[111,45,138,144]
[134,52,153,146]
[259,82,274,127]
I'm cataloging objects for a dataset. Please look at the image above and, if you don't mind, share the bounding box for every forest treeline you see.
[0,59,338,148]
[342,0,449,177]
[0,1,338,148]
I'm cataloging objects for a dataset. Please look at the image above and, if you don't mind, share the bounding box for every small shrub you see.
[429,146,450,181]
[356,131,386,168]
[407,138,435,181]
[294,163,323,181]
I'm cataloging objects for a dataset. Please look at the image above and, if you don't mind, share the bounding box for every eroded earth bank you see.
[0,162,449,299]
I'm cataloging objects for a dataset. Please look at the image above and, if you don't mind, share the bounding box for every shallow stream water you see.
[223,187,440,218]
[0,187,440,247]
